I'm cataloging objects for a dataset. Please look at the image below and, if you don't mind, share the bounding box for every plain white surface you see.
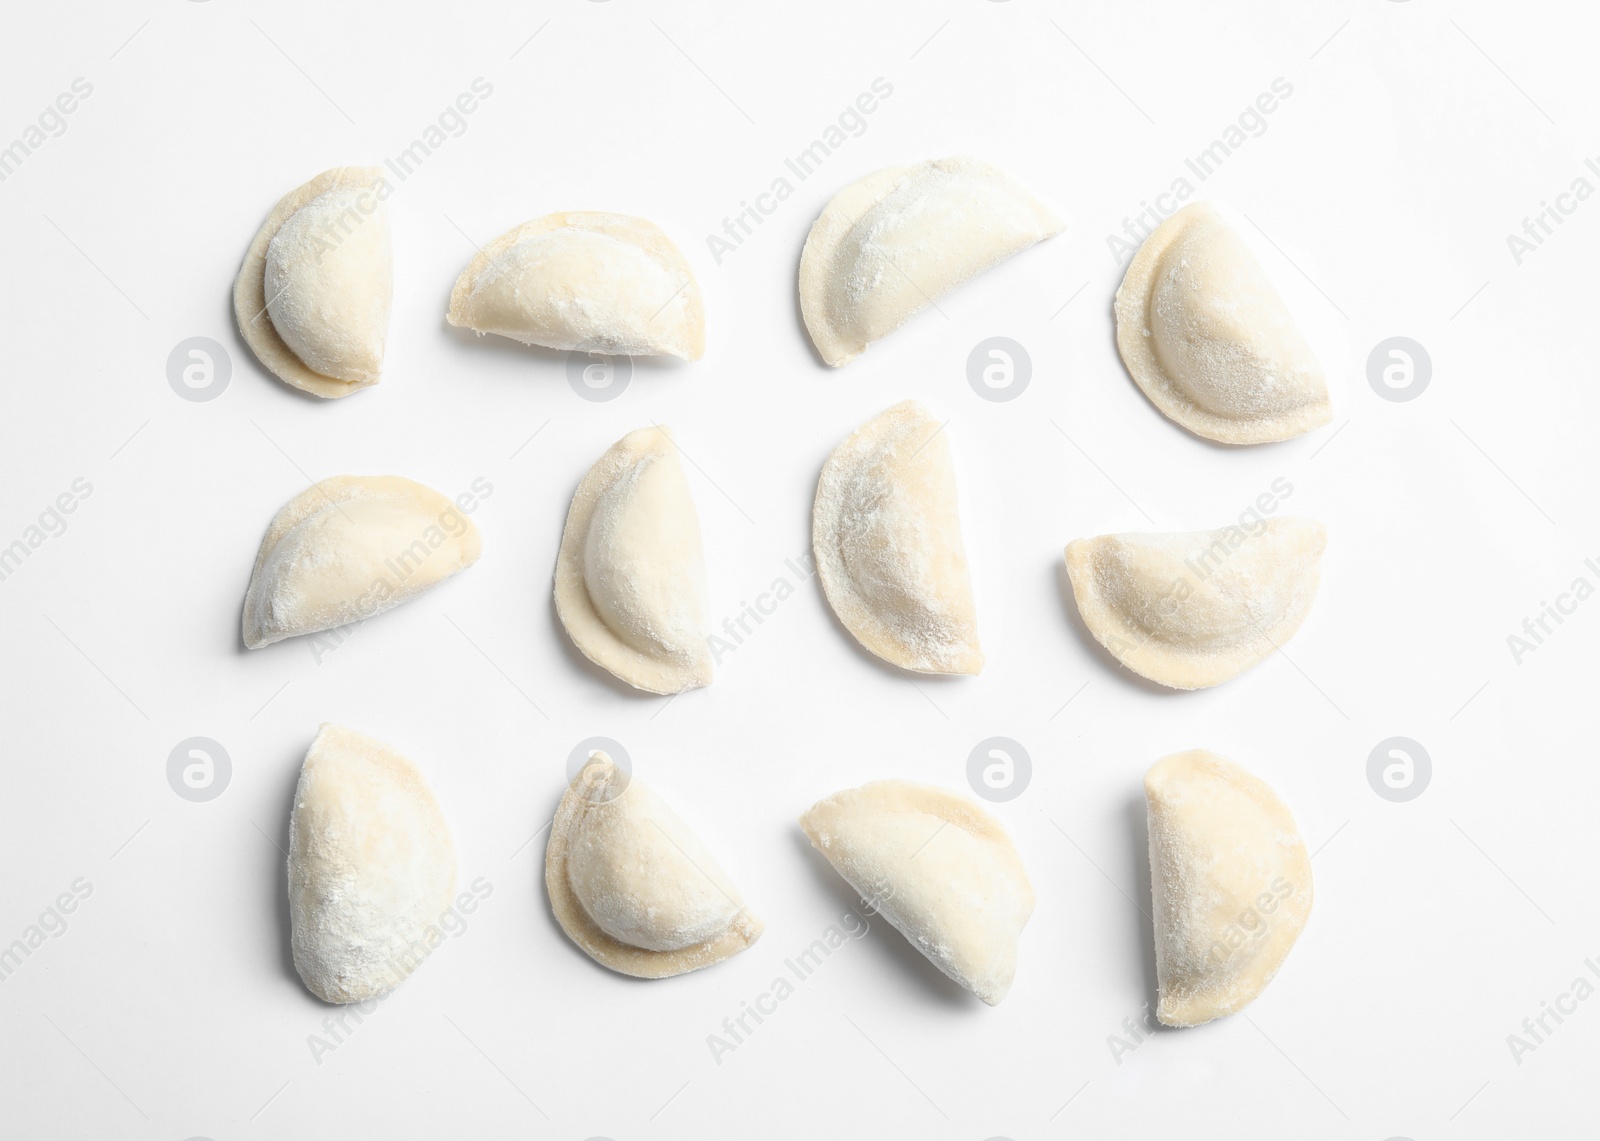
[2,1,1597,1137]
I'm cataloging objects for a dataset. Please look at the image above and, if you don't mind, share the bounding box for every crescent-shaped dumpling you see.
[234,166,393,398]
[799,157,1063,366]
[813,400,981,675]
[1114,202,1332,444]
[288,724,456,1003]
[546,751,761,978]
[800,781,1034,1005]
[447,212,704,360]
[242,475,482,649]
[554,426,712,694]
[1063,517,1325,690]
[1145,750,1312,1026]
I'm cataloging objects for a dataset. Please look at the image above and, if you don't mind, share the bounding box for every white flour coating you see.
[1144,750,1312,1027]
[813,400,982,675]
[288,724,456,1004]
[800,780,1034,1005]
[545,752,761,978]
[799,156,1063,366]
[242,475,481,649]
[1064,517,1324,690]
[1114,201,1331,444]
[553,426,713,694]
[447,211,704,360]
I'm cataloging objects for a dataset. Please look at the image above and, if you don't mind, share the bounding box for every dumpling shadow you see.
[1052,560,1180,698]
[1124,791,1175,1032]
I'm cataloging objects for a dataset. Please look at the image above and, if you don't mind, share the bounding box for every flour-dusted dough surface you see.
[813,400,982,675]
[554,426,713,694]
[1063,516,1325,690]
[233,166,393,398]
[1144,750,1312,1027]
[242,475,482,649]
[288,724,457,1004]
[1114,202,1332,444]
[798,157,1063,366]
[545,752,761,979]
[801,780,1033,1005]
[447,211,704,360]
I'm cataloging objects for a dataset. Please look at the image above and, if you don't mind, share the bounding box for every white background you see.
[1,1,1596,1137]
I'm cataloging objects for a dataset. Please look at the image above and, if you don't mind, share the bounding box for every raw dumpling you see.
[1145,750,1312,1026]
[243,475,481,649]
[800,781,1033,1005]
[288,724,456,1003]
[234,166,393,398]
[813,400,981,674]
[546,751,761,978]
[1063,517,1325,690]
[554,426,712,694]
[799,157,1063,366]
[1114,202,1332,444]
[447,212,704,360]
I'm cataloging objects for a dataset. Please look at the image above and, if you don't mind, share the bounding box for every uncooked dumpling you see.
[554,426,712,694]
[234,166,393,398]
[447,212,704,360]
[1114,202,1332,444]
[1145,750,1312,1026]
[288,724,456,1003]
[546,751,761,978]
[813,400,981,674]
[799,157,1063,366]
[801,781,1033,1005]
[243,475,481,649]
[1063,517,1324,690]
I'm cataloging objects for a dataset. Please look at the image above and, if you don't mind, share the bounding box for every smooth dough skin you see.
[554,426,713,694]
[1114,202,1332,444]
[288,724,456,1004]
[1063,516,1325,690]
[799,157,1063,366]
[1144,750,1312,1026]
[447,212,704,360]
[234,166,393,398]
[545,752,762,978]
[242,475,482,649]
[801,781,1034,1005]
[813,401,983,675]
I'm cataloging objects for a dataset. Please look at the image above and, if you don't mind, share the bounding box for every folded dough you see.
[813,400,982,674]
[234,166,393,398]
[1063,517,1325,690]
[546,751,761,978]
[1114,202,1332,444]
[799,157,1063,366]
[288,724,456,1003]
[801,780,1033,1004]
[554,426,713,694]
[447,212,704,360]
[1145,750,1312,1026]
[242,475,481,649]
